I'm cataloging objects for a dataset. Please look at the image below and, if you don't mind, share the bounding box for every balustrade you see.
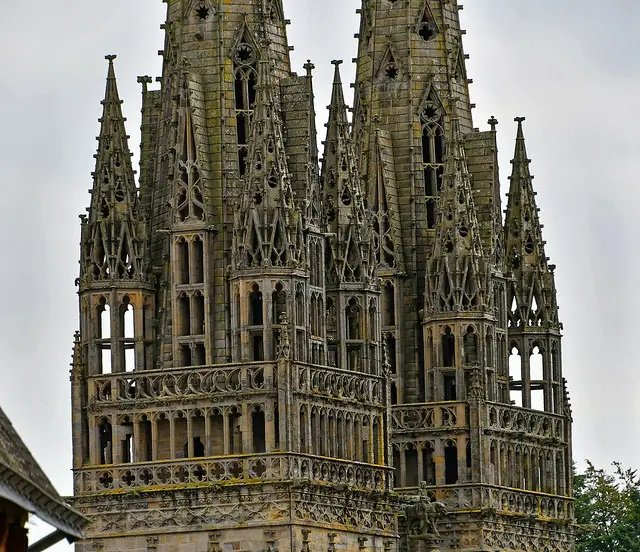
[399,484,573,520]
[391,402,467,432]
[295,363,385,404]
[74,453,391,494]
[486,403,566,442]
[88,362,276,404]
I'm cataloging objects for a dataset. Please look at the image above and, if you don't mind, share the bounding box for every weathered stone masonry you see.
[70,1,576,551]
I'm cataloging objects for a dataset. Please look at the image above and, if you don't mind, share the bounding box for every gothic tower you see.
[70,1,575,551]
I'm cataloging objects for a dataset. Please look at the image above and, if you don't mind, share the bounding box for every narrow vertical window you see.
[442,327,455,367]
[420,92,445,229]
[233,35,258,177]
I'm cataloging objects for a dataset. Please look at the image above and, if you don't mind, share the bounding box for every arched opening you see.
[444,441,459,484]
[368,301,378,341]
[296,287,305,327]
[272,283,287,324]
[509,346,523,407]
[121,297,135,372]
[373,418,380,464]
[192,236,204,284]
[99,298,111,339]
[382,281,396,327]
[210,411,224,455]
[310,410,319,455]
[249,284,263,326]
[405,446,419,487]
[442,327,455,367]
[139,416,152,462]
[156,414,170,460]
[346,298,361,340]
[530,345,545,411]
[391,382,398,405]
[490,442,498,485]
[485,332,493,366]
[251,409,266,453]
[421,96,445,229]
[464,326,478,364]
[98,418,113,465]
[176,238,190,285]
[177,293,191,336]
[386,333,397,374]
[174,413,187,459]
[300,408,308,453]
[310,294,318,336]
[121,418,134,463]
[228,408,242,455]
[193,291,205,335]
[121,298,134,339]
[422,445,436,485]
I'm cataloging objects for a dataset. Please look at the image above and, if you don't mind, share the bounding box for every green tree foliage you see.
[574,461,640,552]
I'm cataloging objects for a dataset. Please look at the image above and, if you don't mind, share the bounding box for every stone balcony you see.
[73,452,392,494]
[486,402,568,444]
[399,483,573,521]
[294,362,386,406]
[391,401,468,433]
[87,362,277,407]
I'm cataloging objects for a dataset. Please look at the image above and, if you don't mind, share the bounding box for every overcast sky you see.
[0,0,638,547]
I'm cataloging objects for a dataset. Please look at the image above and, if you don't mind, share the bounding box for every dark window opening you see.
[252,410,266,453]
[405,449,419,487]
[99,419,113,465]
[179,344,192,367]
[249,286,263,325]
[442,328,455,367]
[423,448,436,485]
[251,334,264,361]
[177,239,189,285]
[229,411,242,455]
[444,444,459,484]
[444,374,457,401]
[193,437,205,458]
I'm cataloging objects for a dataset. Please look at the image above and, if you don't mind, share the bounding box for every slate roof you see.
[0,407,85,539]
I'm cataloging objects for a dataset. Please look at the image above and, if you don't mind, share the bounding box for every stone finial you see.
[303,60,315,76]
[488,115,498,131]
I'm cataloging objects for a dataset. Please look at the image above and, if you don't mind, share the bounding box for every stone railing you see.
[295,363,385,405]
[391,402,468,433]
[74,453,391,494]
[486,403,567,443]
[88,362,276,405]
[399,484,572,520]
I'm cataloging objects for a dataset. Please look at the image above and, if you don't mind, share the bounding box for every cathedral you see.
[69,0,576,550]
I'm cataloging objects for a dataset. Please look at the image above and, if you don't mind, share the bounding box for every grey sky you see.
[0,0,636,547]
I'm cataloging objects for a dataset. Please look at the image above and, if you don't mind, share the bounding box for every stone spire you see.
[504,118,559,328]
[321,61,374,284]
[425,117,487,315]
[232,57,304,270]
[79,56,148,288]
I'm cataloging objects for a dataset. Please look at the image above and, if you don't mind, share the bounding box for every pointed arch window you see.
[420,90,445,228]
[233,35,258,177]
[176,87,205,223]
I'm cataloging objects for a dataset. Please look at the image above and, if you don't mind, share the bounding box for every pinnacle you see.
[81,55,147,285]
[424,117,487,313]
[504,118,559,328]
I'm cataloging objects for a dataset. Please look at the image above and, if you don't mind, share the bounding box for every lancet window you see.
[176,92,205,223]
[233,34,258,177]
[420,90,445,229]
